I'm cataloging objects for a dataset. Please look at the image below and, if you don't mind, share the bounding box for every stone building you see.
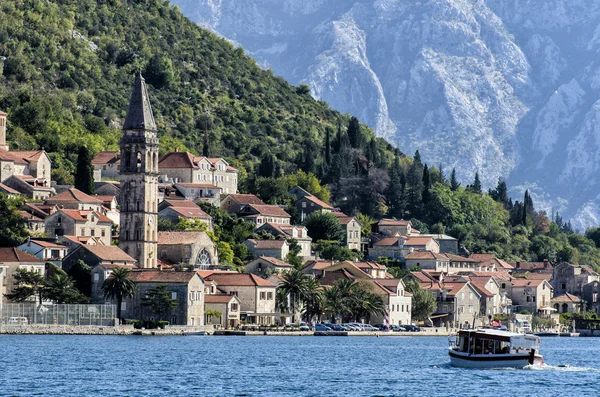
[157,231,219,270]
[17,239,69,266]
[45,187,104,211]
[508,279,553,313]
[551,262,599,297]
[92,151,121,182]
[368,236,409,260]
[62,244,137,273]
[582,281,600,314]
[45,209,113,246]
[332,212,362,250]
[202,272,277,325]
[377,219,414,237]
[172,182,222,205]
[122,270,205,326]
[90,263,136,304]
[0,247,45,304]
[158,150,238,194]
[405,251,450,272]
[256,223,312,259]
[551,293,582,314]
[290,187,333,222]
[245,239,290,260]
[158,199,213,229]
[204,294,241,329]
[244,256,293,276]
[367,279,412,326]
[220,193,265,215]
[417,234,458,254]
[239,204,291,228]
[118,73,160,269]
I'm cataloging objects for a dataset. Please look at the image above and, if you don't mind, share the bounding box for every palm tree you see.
[5,268,45,304]
[102,268,137,322]
[43,274,88,304]
[324,279,354,323]
[302,277,324,323]
[278,269,310,323]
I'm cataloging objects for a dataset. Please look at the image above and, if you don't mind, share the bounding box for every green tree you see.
[74,146,95,194]
[404,279,437,321]
[0,194,29,247]
[356,213,375,238]
[102,267,137,321]
[585,227,600,248]
[324,126,332,165]
[468,172,482,194]
[347,116,362,148]
[67,259,92,297]
[144,54,175,88]
[278,269,310,323]
[5,268,45,303]
[386,155,406,218]
[450,168,460,191]
[302,277,324,322]
[142,284,178,322]
[304,212,345,242]
[43,274,89,304]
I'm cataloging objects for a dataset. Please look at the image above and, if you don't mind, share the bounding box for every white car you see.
[8,317,29,325]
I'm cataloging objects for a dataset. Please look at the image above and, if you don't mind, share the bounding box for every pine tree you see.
[438,163,446,185]
[450,168,460,191]
[490,177,509,207]
[334,119,348,153]
[74,146,94,194]
[347,116,362,148]
[414,150,422,164]
[406,156,424,217]
[386,155,405,218]
[258,153,275,178]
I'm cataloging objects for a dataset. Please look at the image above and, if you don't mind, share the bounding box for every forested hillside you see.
[2,0,600,270]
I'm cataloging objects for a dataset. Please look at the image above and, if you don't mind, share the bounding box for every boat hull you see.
[448,350,540,369]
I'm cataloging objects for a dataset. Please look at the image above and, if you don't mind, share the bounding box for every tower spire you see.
[123,73,157,131]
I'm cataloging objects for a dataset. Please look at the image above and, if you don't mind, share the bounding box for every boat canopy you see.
[457,329,512,342]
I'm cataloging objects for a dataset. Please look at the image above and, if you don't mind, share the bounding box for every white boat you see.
[448,329,544,369]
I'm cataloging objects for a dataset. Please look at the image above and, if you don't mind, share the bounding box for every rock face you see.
[173,0,600,230]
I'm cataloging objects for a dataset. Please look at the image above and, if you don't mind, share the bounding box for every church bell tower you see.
[119,73,159,269]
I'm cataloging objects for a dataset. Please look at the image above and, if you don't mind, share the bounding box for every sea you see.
[0,335,598,396]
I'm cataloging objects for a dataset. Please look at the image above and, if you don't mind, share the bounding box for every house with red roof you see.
[0,247,45,304]
[119,270,206,326]
[220,193,265,215]
[244,239,290,260]
[158,231,219,270]
[257,223,312,259]
[205,293,241,328]
[44,209,113,246]
[91,151,120,182]
[244,256,293,276]
[45,187,104,211]
[551,293,582,314]
[508,278,553,313]
[288,186,333,221]
[331,212,362,250]
[158,199,213,230]
[377,219,415,237]
[405,251,450,272]
[17,238,69,265]
[239,204,291,228]
[158,150,238,194]
[203,272,277,325]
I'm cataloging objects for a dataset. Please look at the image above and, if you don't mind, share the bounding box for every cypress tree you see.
[202,129,210,157]
[74,146,94,194]
[450,168,460,191]
[347,116,362,148]
[258,153,275,178]
[472,172,482,193]
[438,163,446,185]
[414,150,422,164]
[522,190,530,225]
[422,164,431,205]
[324,127,332,165]
[386,155,405,218]
[406,156,424,217]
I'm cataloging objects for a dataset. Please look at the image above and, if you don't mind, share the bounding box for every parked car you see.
[330,324,347,331]
[313,323,332,331]
[391,325,407,332]
[8,317,28,325]
[358,324,379,331]
[404,325,421,332]
[299,322,311,331]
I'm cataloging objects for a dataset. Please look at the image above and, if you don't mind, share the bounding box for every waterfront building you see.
[0,247,45,304]
[551,262,599,297]
[582,281,600,314]
[118,73,160,269]
[204,294,241,329]
[551,293,582,314]
[157,231,219,270]
[63,244,137,273]
[508,279,553,313]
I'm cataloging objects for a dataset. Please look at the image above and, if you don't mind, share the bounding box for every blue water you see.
[0,335,599,396]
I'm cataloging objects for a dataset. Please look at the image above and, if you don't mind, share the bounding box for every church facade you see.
[119,74,160,269]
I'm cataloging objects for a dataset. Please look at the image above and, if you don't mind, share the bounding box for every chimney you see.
[516,261,521,269]
[0,111,7,151]
[543,259,549,268]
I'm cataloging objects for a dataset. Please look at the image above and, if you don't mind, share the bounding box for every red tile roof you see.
[0,183,20,194]
[373,237,404,247]
[0,148,28,164]
[511,279,547,288]
[246,204,290,218]
[331,212,356,225]
[158,151,198,168]
[0,247,44,263]
[129,270,199,283]
[405,250,448,260]
[300,194,333,209]
[163,206,212,219]
[352,261,387,270]
[405,236,436,246]
[225,194,265,206]
[445,253,479,263]
[18,210,44,222]
[163,199,200,208]
[246,239,287,249]
[46,188,103,204]
[205,294,238,303]
[91,151,120,165]
[175,183,220,189]
[58,209,112,223]
[25,240,68,249]
[255,256,293,268]
[379,219,410,226]
[205,273,276,287]
[80,245,136,262]
[551,293,582,303]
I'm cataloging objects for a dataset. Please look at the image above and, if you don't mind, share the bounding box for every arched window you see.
[197,249,212,267]
[562,303,569,313]
[136,152,142,172]
[124,151,131,169]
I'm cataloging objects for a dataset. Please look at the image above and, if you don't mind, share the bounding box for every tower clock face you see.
[148,215,155,225]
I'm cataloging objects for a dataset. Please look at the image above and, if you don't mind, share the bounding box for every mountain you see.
[0,0,394,186]
[173,0,600,231]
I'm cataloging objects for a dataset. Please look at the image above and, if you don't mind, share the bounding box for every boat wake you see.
[524,364,599,372]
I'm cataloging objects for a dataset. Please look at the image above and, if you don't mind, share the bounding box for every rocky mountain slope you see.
[173,0,600,230]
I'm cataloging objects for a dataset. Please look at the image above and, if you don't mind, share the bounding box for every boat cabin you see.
[455,329,540,355]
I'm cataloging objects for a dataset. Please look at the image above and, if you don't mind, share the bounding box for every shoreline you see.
[0,324,457,336]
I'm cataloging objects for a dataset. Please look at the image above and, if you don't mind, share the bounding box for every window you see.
[501,283,506,289]
[91,229,95,237]
[101,229,106,237]
[391,305,394,312]
[260,292,266,300]
[231,303,238,312]
[171,292,177,299]
[267,292,273,300]
[562,283,566,290]
[302,202,306,208]
[121,302,127,311]
[80,228,85,236]
[469,305,473,313]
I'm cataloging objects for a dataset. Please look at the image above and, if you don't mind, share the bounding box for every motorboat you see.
[448,329,544,368]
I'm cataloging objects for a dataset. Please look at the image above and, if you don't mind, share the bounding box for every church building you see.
[119,74,160,269]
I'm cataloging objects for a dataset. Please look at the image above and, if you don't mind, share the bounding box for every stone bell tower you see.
[119,73,159,269]
[0,111,8,151]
